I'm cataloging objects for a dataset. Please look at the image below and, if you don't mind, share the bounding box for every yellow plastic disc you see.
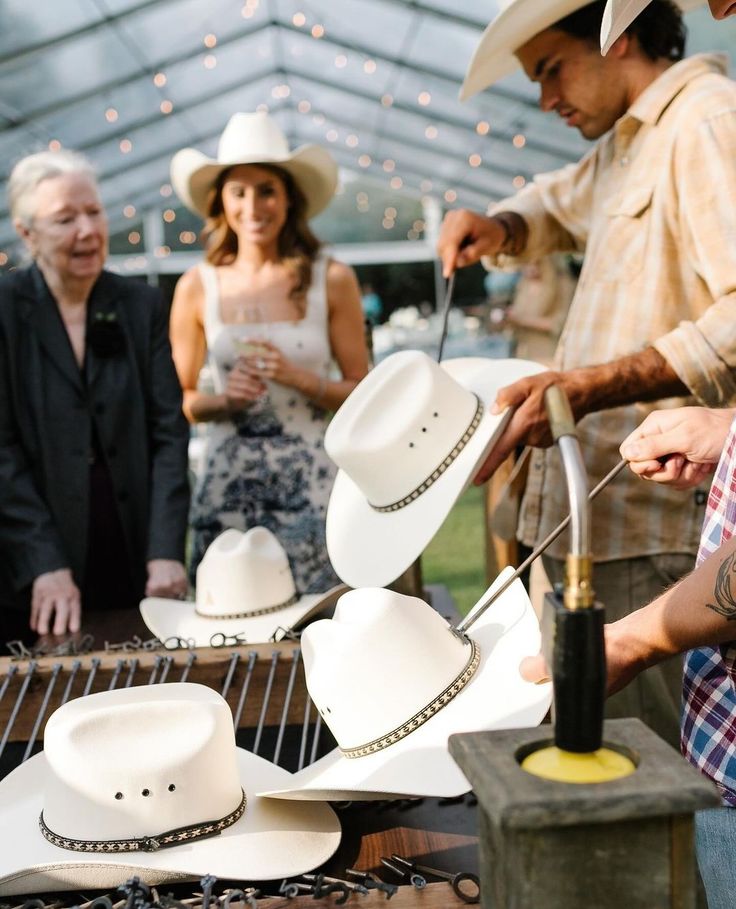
[521,746,636,783]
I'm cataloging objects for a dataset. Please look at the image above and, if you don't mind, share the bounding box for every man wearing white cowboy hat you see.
[438,0,736,749]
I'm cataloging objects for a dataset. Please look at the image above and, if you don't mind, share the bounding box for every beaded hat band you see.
[39,789,246,854]
[195,593,298,621]
[339,637,481,759]
[369,395,483,513]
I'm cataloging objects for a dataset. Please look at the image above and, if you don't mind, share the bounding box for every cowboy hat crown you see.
[170,111,338,218]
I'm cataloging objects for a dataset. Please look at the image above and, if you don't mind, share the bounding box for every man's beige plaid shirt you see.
[488,54,736,561]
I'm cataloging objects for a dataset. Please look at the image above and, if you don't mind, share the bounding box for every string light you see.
[444,189,457,203]
[311,24,324,38]
[153,72,167,87]
[425,125,438,139]
[385,207,397,218]
[179,231,197,244]
[476,120,490,135]
[363,60,377,74]
[48,139,62,151]
[163,209,176,223]
[119,139,132,153]
[382,217,395,230]
[512,175,527,189]
[326,128,338,142]
[513,133,526,148]
[381,94,393,107]
[345,134,359,148]
[128,231,141,244]
[160,184,173,197]
[154,246,171,258]
[335,54,347,68]
[203,33,217,48]
[123,204,136,218]
[297,100,311,113]
[0,253,8,266]
[390,176,403,189]
[358,154,371,167]
[382,159,396,172]
[160,100,173,114]
[469,153,482,167]
[203,54,217,69]
[418,91,431,106]
[292,11,306,26]
[105,108,118,123]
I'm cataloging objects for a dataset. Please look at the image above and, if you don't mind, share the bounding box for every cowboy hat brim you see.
[326,357,546,590]
[460,0,597,100]
[0,747,341,896]
[258,567,551,801]
[170,144,338,219]
[140,584,348,648]
[601,0,704,55]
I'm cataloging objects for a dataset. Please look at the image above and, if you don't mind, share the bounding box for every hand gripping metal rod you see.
[437,272,456,362]
[455,457,627,633]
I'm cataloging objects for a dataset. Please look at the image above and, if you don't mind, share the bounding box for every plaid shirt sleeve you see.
[681,413,736,805]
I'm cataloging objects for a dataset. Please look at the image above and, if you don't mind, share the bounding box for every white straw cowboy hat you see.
[0,683,341,896]
[324,350,545,589]
[141,527,346,647]
[601,0,704,54]
[259,568,551,801]
[170,111,338,218]
[460,0,598,100]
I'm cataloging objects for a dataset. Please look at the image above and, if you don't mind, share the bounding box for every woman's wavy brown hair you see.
[200,164,322,307]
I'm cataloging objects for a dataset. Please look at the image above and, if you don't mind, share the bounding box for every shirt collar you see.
[622,53,728,128]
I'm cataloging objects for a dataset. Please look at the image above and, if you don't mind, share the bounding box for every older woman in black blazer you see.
[0,149,190,641]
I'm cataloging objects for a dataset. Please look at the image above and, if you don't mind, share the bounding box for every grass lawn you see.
[422,485,493,617]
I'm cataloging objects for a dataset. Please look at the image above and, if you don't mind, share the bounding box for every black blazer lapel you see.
[86,271,126,387]
[23,266,84,394]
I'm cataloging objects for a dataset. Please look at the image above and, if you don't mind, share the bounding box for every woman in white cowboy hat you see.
[169,112,369,593]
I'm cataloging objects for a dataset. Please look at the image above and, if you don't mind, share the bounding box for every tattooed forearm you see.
[706,551,736,620]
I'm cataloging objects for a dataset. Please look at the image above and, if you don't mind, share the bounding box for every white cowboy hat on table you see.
[170,111,338,219]
[601,0,704,54]
[141,527,346,647]
[259,568,551,801]
[461,0,701,100]
[0,683,341,896]
[324,350,545,589]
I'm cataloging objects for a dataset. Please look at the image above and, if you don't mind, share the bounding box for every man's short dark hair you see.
[554,0,686,62]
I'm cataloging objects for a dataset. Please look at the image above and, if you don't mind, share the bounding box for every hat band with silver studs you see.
[195,593,298,621]
[39,789,246,853]
[339,637,481,759]
[369,396,483,513]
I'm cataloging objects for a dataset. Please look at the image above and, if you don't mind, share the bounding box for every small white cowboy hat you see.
[0,683,341,896]
[259,568,551,801]
[601,0,704,54]
[324,350,545,589]
[170,111,338,218]
[460,0,598,100]
[141,527,346,647]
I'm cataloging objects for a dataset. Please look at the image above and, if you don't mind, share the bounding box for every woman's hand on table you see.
[146,559,188,599]
[31,569,81,636]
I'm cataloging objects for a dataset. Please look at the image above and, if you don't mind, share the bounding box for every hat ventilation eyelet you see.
[168,783,176,792]
[114,792,124,801]
[142,788,151,797]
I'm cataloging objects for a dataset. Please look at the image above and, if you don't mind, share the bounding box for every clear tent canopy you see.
[0,0,732,275]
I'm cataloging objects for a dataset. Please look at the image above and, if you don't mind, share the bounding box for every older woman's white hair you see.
[8,149,97,228]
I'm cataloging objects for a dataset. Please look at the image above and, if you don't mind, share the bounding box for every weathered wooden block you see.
[450,718,720,909]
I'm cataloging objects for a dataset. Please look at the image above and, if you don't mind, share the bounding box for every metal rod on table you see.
[158,655,174,684]
[437,272,456,362]
[107,659,125,691]
[179,651,197,682]
[22,663,62,762]
[147,654,163,685]
[253,651,280,756]
[220,652,241,701]
[298,693,312,771]
[82,657,100,696]
[60,659,81,706]
[125,658,139,688]
[456,458,628,633]
[0,661,37,759]
[232,651,258,731]
[0,664,18,708]
[309,712,324,767]
[274,648,301,767]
